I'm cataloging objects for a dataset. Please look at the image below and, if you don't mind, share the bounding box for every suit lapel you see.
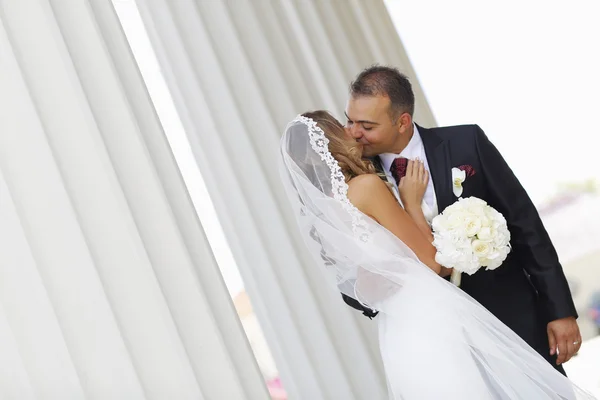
[371,155,386,179]
[418,124,454,212]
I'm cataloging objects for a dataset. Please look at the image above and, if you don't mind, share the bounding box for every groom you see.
[342,65,580,373]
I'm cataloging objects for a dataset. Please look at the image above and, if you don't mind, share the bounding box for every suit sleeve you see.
[473,125,577,322]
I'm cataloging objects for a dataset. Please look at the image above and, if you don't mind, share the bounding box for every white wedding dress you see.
[280,115,596,399]
[377,249,577,399]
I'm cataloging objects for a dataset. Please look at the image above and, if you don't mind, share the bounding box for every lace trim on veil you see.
[292,115,372,242]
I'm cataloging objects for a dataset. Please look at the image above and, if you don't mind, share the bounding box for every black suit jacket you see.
[342,124,577,369]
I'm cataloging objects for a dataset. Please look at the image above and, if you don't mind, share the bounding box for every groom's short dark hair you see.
[350,65,415,121]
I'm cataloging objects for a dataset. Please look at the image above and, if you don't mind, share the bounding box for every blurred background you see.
[2,0,596,398]
[112,0,600,398]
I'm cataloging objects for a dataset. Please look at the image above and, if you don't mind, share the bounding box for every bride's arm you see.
[403,205,453,277]
[404,205,433,242]
[398,159,433,241]
[403,202,454,277]
[398,160,452,277]
[347,174,442,275]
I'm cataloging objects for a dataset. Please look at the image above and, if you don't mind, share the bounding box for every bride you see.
[279,111,595,399]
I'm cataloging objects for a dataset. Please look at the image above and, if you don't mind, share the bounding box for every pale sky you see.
[114,0,599,297]
[384,0,600,202]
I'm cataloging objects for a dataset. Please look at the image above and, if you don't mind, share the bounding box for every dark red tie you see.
[390,157,408,185]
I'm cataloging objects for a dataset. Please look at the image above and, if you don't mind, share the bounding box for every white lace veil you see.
[279,114,595,399]
[279,114,426,311]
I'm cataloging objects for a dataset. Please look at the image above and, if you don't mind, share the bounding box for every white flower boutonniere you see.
[451,164,476,198]
[452,168,466,197]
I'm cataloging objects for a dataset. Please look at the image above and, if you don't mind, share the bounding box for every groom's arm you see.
[472,125,577,322]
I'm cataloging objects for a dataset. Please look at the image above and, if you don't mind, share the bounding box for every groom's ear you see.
[396,112,412,134]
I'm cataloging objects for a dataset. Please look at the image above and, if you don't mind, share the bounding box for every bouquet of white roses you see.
[432,197,511,286]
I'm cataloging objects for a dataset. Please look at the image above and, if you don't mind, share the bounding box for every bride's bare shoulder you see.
[347,173,386,190]
[347,174,393,212]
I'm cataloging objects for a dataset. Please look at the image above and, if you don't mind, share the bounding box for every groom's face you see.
[345,95,401,157]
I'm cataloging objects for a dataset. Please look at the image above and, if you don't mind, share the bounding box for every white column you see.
[133,0,436,399]
[0,1,267,399]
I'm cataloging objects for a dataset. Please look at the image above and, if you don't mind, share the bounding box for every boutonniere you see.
[451,165,476,197]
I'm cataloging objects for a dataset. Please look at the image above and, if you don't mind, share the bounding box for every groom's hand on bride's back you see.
[547,316,582,365]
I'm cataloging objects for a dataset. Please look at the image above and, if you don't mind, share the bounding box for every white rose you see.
[472,239,491,258]
[468,206,485,219]
[450,208,472,229]
[488,209,507,226]
[483,258,499,270]
[485,253,506,270]
[493,228,510,247]
[463,216,482,237]
[480,215,491,228]
[483,244,510,271]
[476,227,493,241]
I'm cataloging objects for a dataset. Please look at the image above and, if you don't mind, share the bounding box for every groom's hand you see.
[547,317,581,365]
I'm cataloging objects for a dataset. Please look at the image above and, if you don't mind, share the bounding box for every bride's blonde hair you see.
[302,110,376,182]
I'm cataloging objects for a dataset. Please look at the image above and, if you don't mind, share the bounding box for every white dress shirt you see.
[379,125,439,223]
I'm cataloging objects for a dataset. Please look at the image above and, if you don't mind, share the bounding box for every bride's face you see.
[302,111,367,169]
